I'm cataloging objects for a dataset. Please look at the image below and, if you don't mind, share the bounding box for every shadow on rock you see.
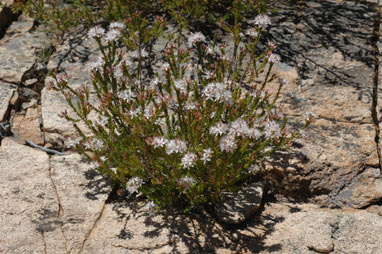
[266,0,375,93]
[83,168,112,200]
[109,197,284,253]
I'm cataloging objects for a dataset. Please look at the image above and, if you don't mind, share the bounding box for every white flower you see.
[264,121,281,138]
[151,77,161,86]
[100,156,107,162]
[151,136,168,148]
[165,139,187,154]
[84,140,92,150]
[55,73,71,84]
[184,101,196,110]
[219,55,229,61]
[259,91,266,100]
[109,22,126,30]
[201,149,212,164]
[88,26,105,39]
[111,167,117,174]
[248,164,259,174]
[94,139,104,149]
[181,153,197,169]
[154,118,163,126]
[88,56,105,72]
[206,46,215,55]
[229,119,249,137]
[145,201,156,213]
[247,128,262,139]
[219,135,237,152]
[114,64,123,79]
[209,122,228,136]
[177,176,195,189]
[162,63,170,71]
[299,130,307,138]
[66,137,81,148]
[202,82,232,104]
[202,70,214,79]
[105,29,121,42]
[118,89,136,103]
[132,48,148,58]
[304,112,318,122]
[98,115,108,127]
[188,32,206,47]
[267,41,277,50]
[254,14,271,29]
[245,28,258,37]
[174,80,187,92]
[144,106,155,120]
[141,49,149,58]
[90,161,99,168]
[122,58,133,67]
[270,108,283,119]
[50,79,59,89]
[278,77,288,86]
[268,53,280,64]
[126,176,144,194]
[129,108,140,119]
[87,61,102,72]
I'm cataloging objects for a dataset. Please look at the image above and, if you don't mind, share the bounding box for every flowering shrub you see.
[13,0,273,38]
[47,2,314,212]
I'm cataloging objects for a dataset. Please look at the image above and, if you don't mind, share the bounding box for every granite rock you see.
[258,203,382,254]
[80,201,382,254]
[42,35,101,146]
[0,14,49,83]
[0,138,56,254]
[215,183,263,225]
[248,0,382,208]
[11,107,43,145]
[46,154,111,253]
[0,81,15,121]
[0,139,111,254]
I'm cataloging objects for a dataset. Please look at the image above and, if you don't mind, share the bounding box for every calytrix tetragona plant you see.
[49,4,315,213]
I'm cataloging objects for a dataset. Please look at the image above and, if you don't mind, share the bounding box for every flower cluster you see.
[254,14,271,29]
[202,82,232,104]
[177,176,195,190]
[188,32,206,47]
[166,139,187,154]
[181,153,197,168]
[210,119,264,142]
[88,22,125,43]
[87,26,105,39]
[126,176,144,194]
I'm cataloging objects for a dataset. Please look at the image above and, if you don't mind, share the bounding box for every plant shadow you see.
[265,0,376,99]
[105,193,284,254]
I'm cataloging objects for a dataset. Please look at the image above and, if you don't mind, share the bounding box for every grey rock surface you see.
[0,138,56,254]
[42,35,101,145]
[258,203,382,254]
[0,138,111,254]
[244,0,382,209]
[0,14,49,83]
[215,183,263,225]
[82,203,189,254]
[47,154,110,253]
[12,107,43,145]
[0,81,15,121]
